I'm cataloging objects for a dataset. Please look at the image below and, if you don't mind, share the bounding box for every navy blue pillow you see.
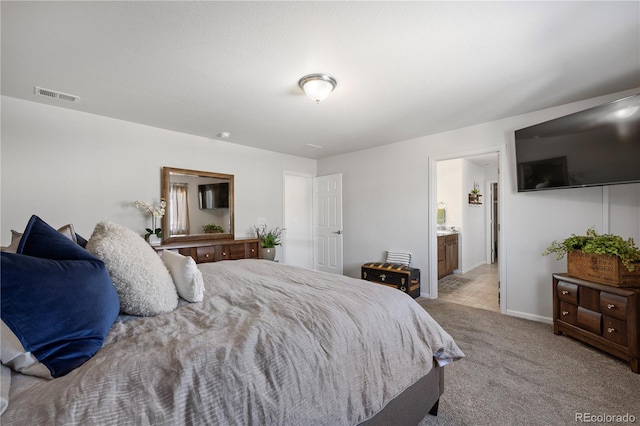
[1,215,119,378]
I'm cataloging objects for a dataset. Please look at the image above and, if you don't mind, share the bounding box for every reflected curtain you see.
[169,183,190,235]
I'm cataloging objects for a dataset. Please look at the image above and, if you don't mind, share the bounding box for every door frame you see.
[428,145,507,314]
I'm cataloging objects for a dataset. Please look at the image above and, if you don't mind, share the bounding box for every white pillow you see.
[161,250,204,302]
[386,251,411,266]
[86,221,178,316]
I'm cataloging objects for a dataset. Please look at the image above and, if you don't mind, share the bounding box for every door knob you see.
[333,230,343,235]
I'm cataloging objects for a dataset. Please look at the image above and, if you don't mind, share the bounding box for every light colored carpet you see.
[415,298,639,426]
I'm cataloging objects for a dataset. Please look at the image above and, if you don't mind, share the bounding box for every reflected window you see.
[169,182,190,235]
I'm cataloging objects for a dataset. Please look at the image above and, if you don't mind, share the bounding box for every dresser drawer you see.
[245,241,259,259]
[557,281,578,304]
[600,292,627,320]
[577,307,602,335]
[579,286,600,312]
[603,316,627,346]
[223,243,245,260]
[215,245,232,260]
[196,246,216,263]
[177,247,196,261]
[559,301,577,325]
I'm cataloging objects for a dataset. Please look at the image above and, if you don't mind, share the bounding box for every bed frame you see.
[358,361,444,426]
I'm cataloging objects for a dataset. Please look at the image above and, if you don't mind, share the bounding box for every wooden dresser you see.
[155,238,260,263]
[552,273,640,373]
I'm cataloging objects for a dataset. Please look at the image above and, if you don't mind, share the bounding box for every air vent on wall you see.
[34,86,80,103]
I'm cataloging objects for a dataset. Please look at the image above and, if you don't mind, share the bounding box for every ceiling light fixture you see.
[298,74,337,104]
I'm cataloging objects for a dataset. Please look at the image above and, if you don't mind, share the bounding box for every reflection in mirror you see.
[161,167,234,244]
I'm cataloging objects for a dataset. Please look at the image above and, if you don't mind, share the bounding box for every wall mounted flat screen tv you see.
[198,183,229,209]
[515,94,639,192]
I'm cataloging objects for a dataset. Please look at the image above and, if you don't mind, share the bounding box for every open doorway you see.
[489,181,499,264]
[428,147,505,314]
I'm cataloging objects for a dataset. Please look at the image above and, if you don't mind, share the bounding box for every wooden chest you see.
[361,262,420,298]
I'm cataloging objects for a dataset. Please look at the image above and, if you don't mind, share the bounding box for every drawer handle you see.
[222,252,226,256]
[205,254,210,258]
[607,327,616,334]
[561,290,569,295]
[562,311,569,316]
[251,249,255,253]
[380,274,386,281]
[607,304,615,309]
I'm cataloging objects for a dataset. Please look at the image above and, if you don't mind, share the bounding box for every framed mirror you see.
[161,167,234,244]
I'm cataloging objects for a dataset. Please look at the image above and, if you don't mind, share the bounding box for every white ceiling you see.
[2,1,639,160]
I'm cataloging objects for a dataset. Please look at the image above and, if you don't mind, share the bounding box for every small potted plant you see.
[254,224,282,261]
[468,182,482,204]
[203,224,224,234]
[543,228,640,286]
[134,198,166,245]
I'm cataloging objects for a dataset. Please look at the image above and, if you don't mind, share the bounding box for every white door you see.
[313,174,343,274]
[283,174,313,269]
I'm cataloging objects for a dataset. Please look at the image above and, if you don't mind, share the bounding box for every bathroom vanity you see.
[437,232,458,279]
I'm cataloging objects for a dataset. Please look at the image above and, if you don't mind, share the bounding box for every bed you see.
[1,216,464,425]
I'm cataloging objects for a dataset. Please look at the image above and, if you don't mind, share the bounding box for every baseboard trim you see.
[420,295,554,325]
[506,309,553,324]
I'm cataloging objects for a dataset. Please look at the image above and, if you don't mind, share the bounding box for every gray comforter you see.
[3,260,463,425]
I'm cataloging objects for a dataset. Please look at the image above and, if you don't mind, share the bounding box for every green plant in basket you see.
[543,228,640,272]
[203,224,224,233]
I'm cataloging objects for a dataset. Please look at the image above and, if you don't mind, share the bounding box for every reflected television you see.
[198,183,229,209]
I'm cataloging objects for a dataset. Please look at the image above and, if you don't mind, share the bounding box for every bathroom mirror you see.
[161,167,234,244]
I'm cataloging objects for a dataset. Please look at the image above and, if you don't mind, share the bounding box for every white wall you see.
[461,159,486,273]
[318,87,640,323]
[1,96,317,261]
